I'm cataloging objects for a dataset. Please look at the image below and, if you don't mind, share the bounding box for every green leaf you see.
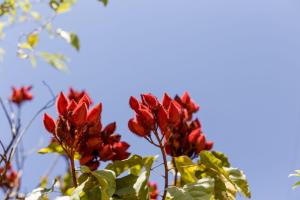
[212,151,230,168]
[167,178,214,200]
[49,0,77,14]
[27,32,39,48]
[74,167,116,200]
[57,29,80,51]
[39,52,68,71]
[107,155,157,200]
[99,0,108,6]
[38,142,80,159]
[226,168,251,198]
[292,181,300,189]
[38,142,64,155]
[199,151,251,199]
[174,156,201,184]
[106,155,156,176]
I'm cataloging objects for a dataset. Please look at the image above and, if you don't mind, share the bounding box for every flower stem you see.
[69,156,77,187]
[172,157,178,186]
[153,130,168,200]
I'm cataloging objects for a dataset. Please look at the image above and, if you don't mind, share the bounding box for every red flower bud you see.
[188,128,201,144]
[157,106,168,132]
[181,91,191,104]
[129,96,140,111]
[103,122,116,135]
[57,92,68,116]
[86,136,102,149]
[113,142,130,153]
[128,118,149,137]
[141,93,159,108]
[87,103,102,124]
[99,145,115,161]
[168,101,181,125]
[85,160,100,171]
[67,100,77,112]
[138,108,155,128]
[78,94,92,108]
[71,102,88,127]
[195,134,206,153]
[205,141,214,150]
[43,113,56,134]
[80,154,94,165]
[162,93,172,109]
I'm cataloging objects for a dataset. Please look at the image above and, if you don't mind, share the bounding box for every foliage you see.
[0,0,108,70]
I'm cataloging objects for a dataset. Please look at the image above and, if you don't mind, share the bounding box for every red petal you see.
[78,94,92,108]
[67,100,77,112]
[162,93,172,109]
[43,113,56,133]
[188,128,201,144]
[141,93,158,108]
[103,122,116,135]
[57,92,69,116]
[168,101,181,125]
[129,96,140,111]
[157,106,168,132]
[195,134,206,153]
[128,118,149,137]
[87,103,102,124]
[181,91,191,104]
[71,102,88,127]
[205,141,214,150]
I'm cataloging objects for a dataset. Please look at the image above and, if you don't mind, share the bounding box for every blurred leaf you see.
[39,52,68,71]
[49,0,77,14]
[289,170,300,189]
[57,28,80,51]
[99,0,108,6]
[167,178,214,200]
[27,32,39,47]
[25,179,56,200]
[38,142,80,159]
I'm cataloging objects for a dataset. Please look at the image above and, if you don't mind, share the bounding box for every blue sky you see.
[1,0,300,199]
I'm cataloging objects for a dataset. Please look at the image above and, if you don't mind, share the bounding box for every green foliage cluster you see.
[26,149,251,200]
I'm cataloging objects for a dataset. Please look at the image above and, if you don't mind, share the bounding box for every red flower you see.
[128,92,214,158]
[43,91,130,171]
[10,86,33,105]
[148,182,159,200]
[0,163,19,190]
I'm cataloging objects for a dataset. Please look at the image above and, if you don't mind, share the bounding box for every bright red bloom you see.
[128,92,214,158]
[43,91,130,171]
[10,86,33,105]
[148,182,159,200]
[0,163,19,190]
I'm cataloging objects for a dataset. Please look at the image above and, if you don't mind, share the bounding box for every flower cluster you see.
[10,86,33,105]
[0,164,19,190]
[128,92,213,158]
[148,182,159,200]
[43,92,130,170]
[67,88,93,104]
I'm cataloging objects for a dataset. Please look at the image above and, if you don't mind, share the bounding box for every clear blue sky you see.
[1,0,300,199]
